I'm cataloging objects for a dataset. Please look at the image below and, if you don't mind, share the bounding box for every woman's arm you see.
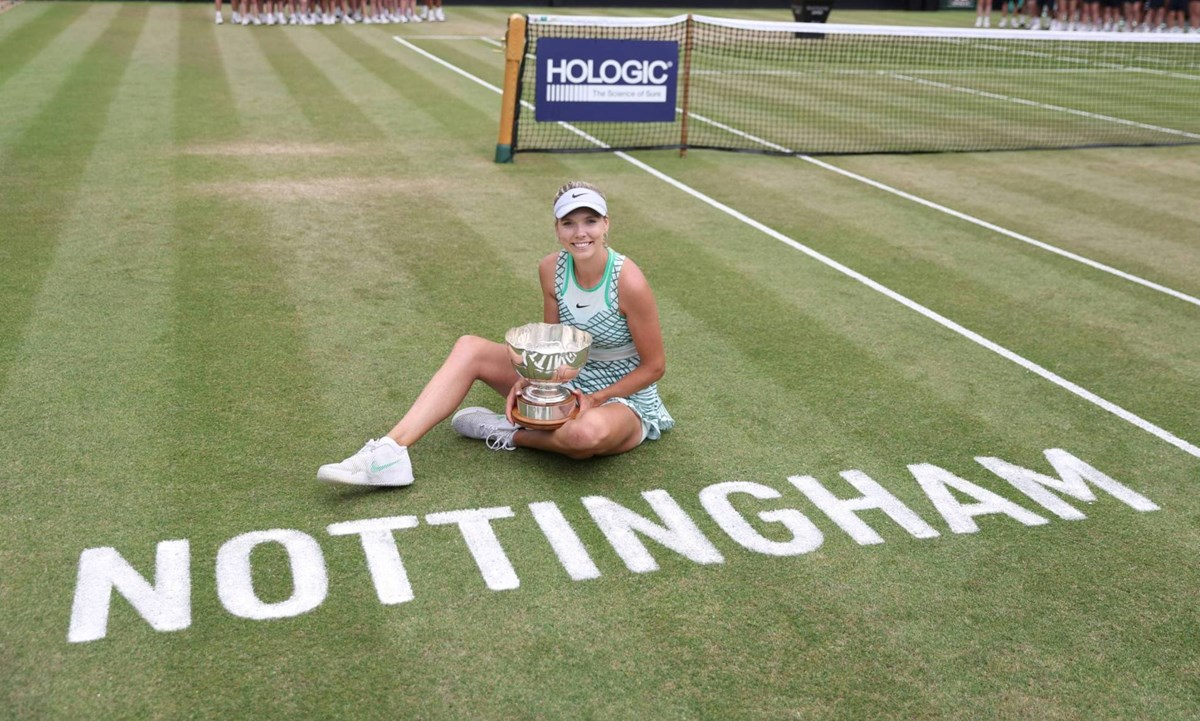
[539,253,560,324]
[587,258,666,405]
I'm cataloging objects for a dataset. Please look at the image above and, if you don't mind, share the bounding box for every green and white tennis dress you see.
[556,247,674,440]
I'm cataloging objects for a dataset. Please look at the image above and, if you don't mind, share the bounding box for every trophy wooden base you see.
[512,397,579,431]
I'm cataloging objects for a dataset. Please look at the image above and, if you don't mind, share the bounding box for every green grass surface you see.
[2,4,1199,719]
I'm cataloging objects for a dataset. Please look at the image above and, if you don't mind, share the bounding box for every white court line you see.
[972,42,1200,81]
[693,67,1145,77]
[886,72,1200,141]
[392,34,1200,460]
[410,34,493,40]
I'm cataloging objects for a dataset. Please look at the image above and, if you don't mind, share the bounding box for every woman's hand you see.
[572,388,597,419]
[505,379,530,425]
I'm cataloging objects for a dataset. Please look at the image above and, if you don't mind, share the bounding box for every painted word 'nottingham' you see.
[67,448,1158,643]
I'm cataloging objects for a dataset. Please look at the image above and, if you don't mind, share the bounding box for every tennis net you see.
[495,14,1200,159]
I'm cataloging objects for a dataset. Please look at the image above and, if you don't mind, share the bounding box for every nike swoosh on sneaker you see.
[370,459,402,473]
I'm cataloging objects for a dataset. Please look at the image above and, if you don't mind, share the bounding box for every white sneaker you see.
[451,407,520,451]
[241,14,250,24]
[216,11,224,23]
[434,6,443,20]
[317,437,414,487]
[343,14,355,23]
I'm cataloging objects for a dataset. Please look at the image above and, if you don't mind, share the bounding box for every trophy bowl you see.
[505,323,593,430]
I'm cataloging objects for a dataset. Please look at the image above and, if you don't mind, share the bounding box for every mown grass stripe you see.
[0,4,122,153]
[0,2,147,402]
[329,30,499,129]
[172,10,332,506]
[0,1,86,89]
[251,28,384,142]
[0,7,182,716]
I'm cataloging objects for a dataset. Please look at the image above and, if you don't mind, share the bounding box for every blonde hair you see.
[553,180,606,207]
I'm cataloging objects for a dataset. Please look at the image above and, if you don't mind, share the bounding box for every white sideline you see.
[798,155,1200,309]
[392,34,1200,460]
[885,72,1200,141]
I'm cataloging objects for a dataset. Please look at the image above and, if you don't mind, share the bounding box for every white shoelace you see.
[485,429,517,451]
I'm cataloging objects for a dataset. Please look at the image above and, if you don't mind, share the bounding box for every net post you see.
[679,14,694,158]
[495,13,527,163]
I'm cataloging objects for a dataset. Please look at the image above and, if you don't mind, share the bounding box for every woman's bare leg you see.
[515,404,644,459]
[387,335,516,448]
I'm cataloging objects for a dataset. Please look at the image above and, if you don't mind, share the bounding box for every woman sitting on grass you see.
[317,180,674,487]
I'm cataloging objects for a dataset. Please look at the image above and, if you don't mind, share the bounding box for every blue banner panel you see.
[535,39,679,123]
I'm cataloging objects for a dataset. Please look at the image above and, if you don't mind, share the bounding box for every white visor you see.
[554,188,607,219]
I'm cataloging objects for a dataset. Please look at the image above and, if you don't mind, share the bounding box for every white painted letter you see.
[977,448,1159,519]
[68,540,190,643]
[583,490,724,574]
[327,516,420,605]
[425,506,519,591]
[790,471,939,545]
[910,464,1048,534]
[216,529,328,620]
[529,501,600,581]
[699,481,823,556]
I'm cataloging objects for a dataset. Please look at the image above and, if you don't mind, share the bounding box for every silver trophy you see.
[505,322,593,430]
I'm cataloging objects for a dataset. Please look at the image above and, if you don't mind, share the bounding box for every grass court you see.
[2,2,1199,718]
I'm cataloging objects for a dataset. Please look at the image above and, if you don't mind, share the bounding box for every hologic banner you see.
[534,39,679,123]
